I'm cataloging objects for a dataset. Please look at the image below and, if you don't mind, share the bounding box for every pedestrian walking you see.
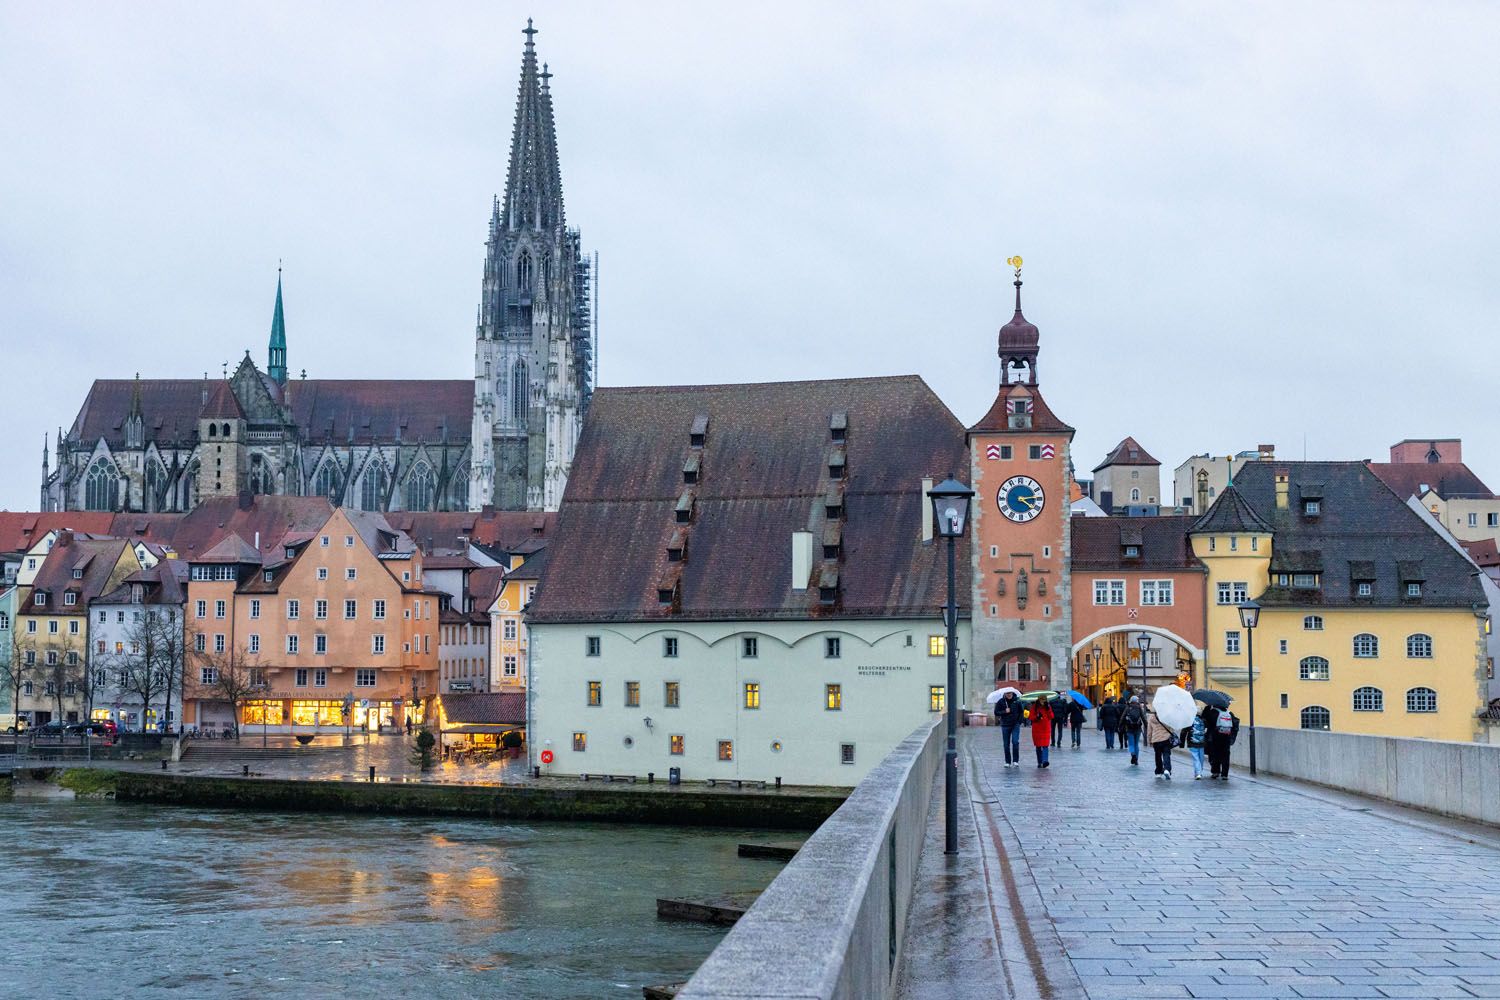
[1067,697,1085,748]
[1146,707,1175,780]
[1097,697,1120,750]
[994,690,1024,768]
[1203,704,1240,779]
[1120,695,1145,766]
[1051,699,1066,748]
[1182,709,1208,779]
[1028,696,1054,768]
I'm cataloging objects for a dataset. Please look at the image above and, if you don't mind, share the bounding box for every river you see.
[0,798,783,998]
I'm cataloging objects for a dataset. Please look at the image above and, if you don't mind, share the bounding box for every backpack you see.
[1216,710,1235,735]
[1190,717,1206,746]
[1123,704,1144,731]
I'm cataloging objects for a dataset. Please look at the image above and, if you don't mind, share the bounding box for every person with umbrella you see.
[1026,695,1055,768]
[1197,690,1239,779]
[992,687,1024,767]
[1065,694,1086,748]
[1145,705,1176,779]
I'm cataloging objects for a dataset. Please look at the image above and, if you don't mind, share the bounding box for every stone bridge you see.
[684,724,1500,999]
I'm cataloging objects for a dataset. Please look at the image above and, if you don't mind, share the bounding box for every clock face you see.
[998,476,1045,522]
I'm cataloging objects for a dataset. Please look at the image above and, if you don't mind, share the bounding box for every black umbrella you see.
[1193,689,1232,710]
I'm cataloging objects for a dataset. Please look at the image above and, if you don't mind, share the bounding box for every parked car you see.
[66,722,114,741]
[34,721,68,738]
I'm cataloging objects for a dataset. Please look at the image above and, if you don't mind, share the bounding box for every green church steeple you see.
[268,265,287,385]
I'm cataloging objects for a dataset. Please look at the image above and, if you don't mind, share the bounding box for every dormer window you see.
[264,570,274,583]
[34,592,46,607]
[285,547,295,559]
[828,450,846,479]
[829,411,847,443]
[1124,545,1140,558]
[682,453,700,485]
[657,587,674,606]
[1356,581,1373,597]
[1406,582,1422,598]
[825,492,843,518]
[675,490,694,524]
[72,568,83,580]
[689,413,709,449]
[1291,573,1318,589]
[1304,500,1320,516]
[819,585,838,606]
[823,542,840,559]
[64,592,77,606]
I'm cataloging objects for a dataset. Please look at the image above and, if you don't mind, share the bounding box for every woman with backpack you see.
[1182,709,1209,779]
[1119,695,1146,766]
[1145,707,1176,779]
[1027,696,1054,768]
[1203,704,1240,779]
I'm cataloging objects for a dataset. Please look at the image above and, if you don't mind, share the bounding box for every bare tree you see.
[28,635,83,724]
[1,633,38,732]
[190,641,257,740]
[110,608,187,732]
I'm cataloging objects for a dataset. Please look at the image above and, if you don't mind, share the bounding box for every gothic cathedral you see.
[467,20,593,512]
[968,264,1076,698]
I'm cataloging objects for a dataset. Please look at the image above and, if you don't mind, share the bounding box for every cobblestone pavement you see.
[904,726,1500,999]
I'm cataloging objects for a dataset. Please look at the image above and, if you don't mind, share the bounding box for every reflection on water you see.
[0,800,784,999]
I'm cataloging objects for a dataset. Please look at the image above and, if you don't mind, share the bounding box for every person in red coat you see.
[1027,697,1054,769]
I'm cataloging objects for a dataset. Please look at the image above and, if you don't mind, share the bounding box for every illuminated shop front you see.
[242,700,285,726]
[238,698,426,730]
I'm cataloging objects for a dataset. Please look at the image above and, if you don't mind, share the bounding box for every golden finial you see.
[1006,255,1023,278]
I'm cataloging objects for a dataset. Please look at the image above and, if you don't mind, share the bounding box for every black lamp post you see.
[928,475,974,856]
[1090,643,1102,694]
[1135,633,1152,702]
[958,658,968,726]
[1238,599,1260,775]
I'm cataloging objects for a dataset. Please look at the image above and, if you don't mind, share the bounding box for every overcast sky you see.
[3,2,1498,511]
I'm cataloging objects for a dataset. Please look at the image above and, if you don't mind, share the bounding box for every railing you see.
[681,719,942,1000]
[1230,726,1500,826]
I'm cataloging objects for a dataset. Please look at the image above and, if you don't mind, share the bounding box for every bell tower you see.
[967,257,1076,705]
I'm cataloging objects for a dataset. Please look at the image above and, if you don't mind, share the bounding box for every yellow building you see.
[1193,462,1488,742]
[14,532,140,725]
[486,551,544,693]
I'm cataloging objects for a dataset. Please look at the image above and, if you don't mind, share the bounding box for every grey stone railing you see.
[681,719,943,1000]
[1231,727,1500,826]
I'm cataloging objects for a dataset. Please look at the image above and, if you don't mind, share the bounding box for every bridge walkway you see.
[897,726,1500,999]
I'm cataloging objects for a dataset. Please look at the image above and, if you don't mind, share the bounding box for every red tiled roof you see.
[967,383,1074,436]
[69,380,211,446]
[529,376,971,623]
[22,536,132,614]
[1365,462,1494,501]
[199,380,245,421]
[160,496,333,559]
[1093,436,1160,472]
[1461,538,1500,568]
[438,692,526,726]
[466,565,510,609]
[388,510,556,554]
[0,513,118,555]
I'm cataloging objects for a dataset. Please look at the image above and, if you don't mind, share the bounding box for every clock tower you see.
[967,260,1075,704]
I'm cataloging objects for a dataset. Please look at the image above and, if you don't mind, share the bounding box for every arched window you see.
[1300,706,1331,730]
[312,462,343,500]
[359,460,389,511]
[144,460,166,506]
[484,360,491,378]
[1303,615,1323,631]
[1352,686,1383,712]
[1298,656,1329,681]
[1405,687,1437,713]
[1352,633,1379,658]
[221,422,231,437]
[405,463,436,512]
[207,424,217,438]
[1130,488,1141,502]
[84,461,119,511]
[516,251,532,292]
[248,457,271,495]
[511,359,528,422]
[1406,633,1433,658]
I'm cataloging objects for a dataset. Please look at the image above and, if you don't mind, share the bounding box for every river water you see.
[1,799,783,999]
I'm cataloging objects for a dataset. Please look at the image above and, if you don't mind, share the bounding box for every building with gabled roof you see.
[1091,436,1161,513]
[1367,439,1500,547]
[528,374,971,786]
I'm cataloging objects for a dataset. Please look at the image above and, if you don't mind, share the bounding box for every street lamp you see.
[1091,643,1102,693]
[1238,599,1260,775]
[928,475,974,857]
[958,658,968,726]
[1135,633,1152,701]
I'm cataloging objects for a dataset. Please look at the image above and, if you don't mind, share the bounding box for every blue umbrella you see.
[1065,689,1094,709]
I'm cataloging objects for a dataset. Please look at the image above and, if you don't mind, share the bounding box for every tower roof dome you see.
[998,281,1039,351]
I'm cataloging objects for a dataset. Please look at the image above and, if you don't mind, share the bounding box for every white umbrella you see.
[986,686,1022,704]
[1152,685,1196,730]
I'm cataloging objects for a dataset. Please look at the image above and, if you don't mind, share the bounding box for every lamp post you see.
[1238,600,1260,775]
[928,475,974,857]
[1135,633,1152,702]
[959,659,968,726]
[1091,643,1102,698]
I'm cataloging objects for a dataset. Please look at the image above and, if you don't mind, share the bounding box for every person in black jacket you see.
[1051,698,1067,748]
[1097,697,1120,750]
[1119,696,1146,766]
[1202,704,1241,779]
[993,691,1025,767]
[1067,698,1085,748]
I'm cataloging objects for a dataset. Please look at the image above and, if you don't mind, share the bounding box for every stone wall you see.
[681,719,942,1000]
[1230,726,1500,826]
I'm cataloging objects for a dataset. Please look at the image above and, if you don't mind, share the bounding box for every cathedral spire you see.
[268,265,287,385]
[502,19,564,232]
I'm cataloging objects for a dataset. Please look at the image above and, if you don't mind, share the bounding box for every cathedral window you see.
[84,460,120,511]
[511,359,528,422]
[312,462,343,500]
[360,461,389,511]
[405,463,436,512]
[516,251,533,292]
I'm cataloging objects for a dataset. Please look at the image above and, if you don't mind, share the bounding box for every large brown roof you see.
[438,692,526,726]
[529,376,971,623]
[1071,516,1203,571]
[0,513,118,554]
[1365,461,1494,501]
[287,380,472,445]
[21,536,132,615]
[1461,538,1500,569]
[389,510,556,554]
[69,379,211,447]
[157,496,333,559]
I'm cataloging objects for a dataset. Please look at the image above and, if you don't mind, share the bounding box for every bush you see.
[56,768,118,797]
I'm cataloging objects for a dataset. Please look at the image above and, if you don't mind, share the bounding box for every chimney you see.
[791,531,814,590]
[921,477,934,542]
[1275,468,1290,509]
[253,531,260,551]
[1258,444,1275,458]
[56,530,73,548]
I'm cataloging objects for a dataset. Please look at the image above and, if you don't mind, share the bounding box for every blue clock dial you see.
[997,475,1045,523]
